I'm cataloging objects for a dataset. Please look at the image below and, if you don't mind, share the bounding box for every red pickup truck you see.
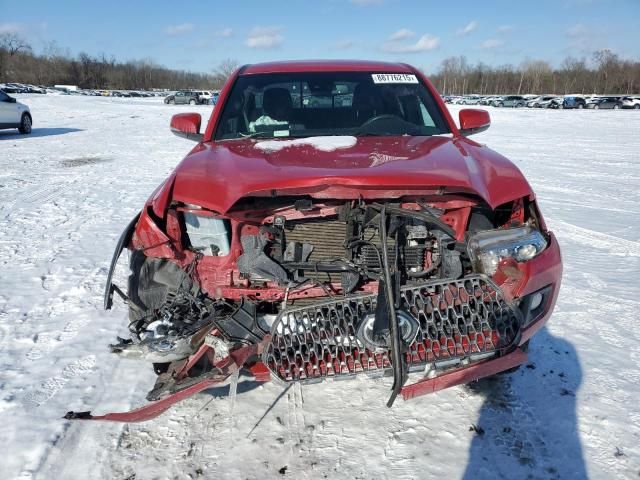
[67,60,562,422]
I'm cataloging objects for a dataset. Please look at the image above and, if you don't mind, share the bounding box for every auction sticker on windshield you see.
[372,73,418,84]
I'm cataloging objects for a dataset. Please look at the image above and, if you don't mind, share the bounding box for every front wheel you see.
[189,99,196,105]
[168,99,175,105]
[594,104,599,110]
[19,113,32,134]
[578,103,584,109]
[613,104,620,110]
[634,104,640,109]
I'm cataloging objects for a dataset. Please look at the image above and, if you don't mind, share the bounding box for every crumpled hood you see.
[170,135,532,213]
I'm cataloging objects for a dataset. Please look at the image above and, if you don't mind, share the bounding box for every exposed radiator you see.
[284,217,348,262]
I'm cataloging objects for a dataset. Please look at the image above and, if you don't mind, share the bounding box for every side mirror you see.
[459,108,490,137]
[170,113,203,142]
[7,97,17,103]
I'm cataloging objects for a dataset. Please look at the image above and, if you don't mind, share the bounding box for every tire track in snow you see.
[547,218,640,257]
[1,178,78,219]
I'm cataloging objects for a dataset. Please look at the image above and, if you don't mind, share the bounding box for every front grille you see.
[263,275,522,382]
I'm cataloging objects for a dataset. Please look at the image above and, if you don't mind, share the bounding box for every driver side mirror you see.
[459,108,490,137]
[170,113,203,142]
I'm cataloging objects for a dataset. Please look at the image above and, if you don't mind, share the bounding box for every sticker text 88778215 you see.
[371,73,419,84]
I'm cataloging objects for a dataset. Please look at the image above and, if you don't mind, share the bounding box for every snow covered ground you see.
[1,95,639,479]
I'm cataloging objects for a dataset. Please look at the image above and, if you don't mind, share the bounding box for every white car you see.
[460,95,482,105]
[0,90,32,134]
[621,96,640,109]
[527,95,556,108]
[195,90,212,104]
[537,96,562,108]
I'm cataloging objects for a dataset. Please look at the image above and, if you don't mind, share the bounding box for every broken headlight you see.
[467,226,547,275]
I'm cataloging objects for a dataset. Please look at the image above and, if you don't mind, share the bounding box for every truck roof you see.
[241,60,416,75]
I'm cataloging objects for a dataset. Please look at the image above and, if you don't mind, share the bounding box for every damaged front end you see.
[67,192,560,422]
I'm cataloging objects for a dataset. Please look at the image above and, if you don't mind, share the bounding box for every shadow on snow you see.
[463,327,585,479]
[0,127,83,139]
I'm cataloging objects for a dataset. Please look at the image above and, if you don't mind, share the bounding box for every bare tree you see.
[0,33,32,56]
[0,33,32,81]
[212,58,239,89]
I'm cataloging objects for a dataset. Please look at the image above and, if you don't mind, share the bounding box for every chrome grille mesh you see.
[263,275,521,382]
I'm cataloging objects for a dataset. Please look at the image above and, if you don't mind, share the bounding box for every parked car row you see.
[444,94,640,110]
[0,82,173,98]
[163,90,219,105]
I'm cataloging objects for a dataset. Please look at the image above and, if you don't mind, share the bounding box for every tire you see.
[168,99,175,105]
[18,113,32,134]
[594,104,599,110]
[634,104,640,109]
[496,102,503,108]
[578,103,584,109]
[613,104,620,110]
[189,99,196,105]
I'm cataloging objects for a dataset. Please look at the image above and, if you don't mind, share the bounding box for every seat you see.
[351,83,384,123]
[262,88,293,122]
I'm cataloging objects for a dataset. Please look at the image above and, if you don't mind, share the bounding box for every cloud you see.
[382,34,440,53]
[566,23,588,37]
[246,26,284,49]
[333,39,356,50]
[479,38,503,49]
[388,28,415,41]
[351,0,384,5]
[216,27,233,37]
[456,21,478,36]
[165,23,194,36]
[0,23,23,35]
[497,25,514,33]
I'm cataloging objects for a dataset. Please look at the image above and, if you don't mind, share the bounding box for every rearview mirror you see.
[458,109,490,137]
[170,113,203,142]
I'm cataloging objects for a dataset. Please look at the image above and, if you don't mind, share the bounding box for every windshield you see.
[214,71,450,140]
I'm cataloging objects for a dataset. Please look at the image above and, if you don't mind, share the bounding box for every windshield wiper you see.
[219,132,271,142]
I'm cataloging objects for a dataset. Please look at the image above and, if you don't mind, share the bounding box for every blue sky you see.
[2,0,638,73]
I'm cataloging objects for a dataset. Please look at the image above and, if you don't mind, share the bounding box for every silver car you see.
[494,95,526,108]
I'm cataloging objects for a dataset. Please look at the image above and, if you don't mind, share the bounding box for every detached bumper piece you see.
[263,275,522,384]
[64,343,261,423]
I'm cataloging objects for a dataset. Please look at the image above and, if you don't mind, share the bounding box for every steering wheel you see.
[359,114,403,128]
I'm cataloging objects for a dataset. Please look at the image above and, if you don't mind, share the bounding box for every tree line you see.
[2,32,639,95]
[430,50,640,95]
[0,33,236,90]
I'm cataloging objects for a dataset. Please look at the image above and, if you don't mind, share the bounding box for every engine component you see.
[214,298,268,344]
[237,233,289,283]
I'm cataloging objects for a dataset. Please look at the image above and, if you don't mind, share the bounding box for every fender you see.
[104,213,140,310]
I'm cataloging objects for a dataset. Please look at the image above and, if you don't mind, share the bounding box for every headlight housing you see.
[467,226,547,275]
[183,211,231,256]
